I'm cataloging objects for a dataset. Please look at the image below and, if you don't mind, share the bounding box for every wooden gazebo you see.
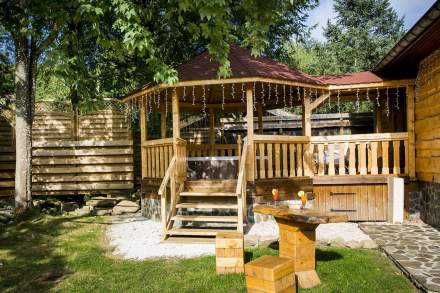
[123,44,415,239]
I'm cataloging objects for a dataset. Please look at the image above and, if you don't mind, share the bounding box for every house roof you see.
[318,71,385,85]
[177,43,324,85]
[373,1,440,78]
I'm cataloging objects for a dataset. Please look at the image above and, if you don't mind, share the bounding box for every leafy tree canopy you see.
[288,0,404,75]
[1,0,318,106]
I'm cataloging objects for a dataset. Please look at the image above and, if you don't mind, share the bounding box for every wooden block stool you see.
[245,255,296,293]
[216,231,244,274]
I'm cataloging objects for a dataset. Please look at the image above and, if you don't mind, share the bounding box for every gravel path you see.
[246,218,372,244]
[107,215,374,260]
[107,214,215,259]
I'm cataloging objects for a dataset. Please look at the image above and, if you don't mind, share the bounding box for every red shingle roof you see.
[317,71,385,85]
[177,43,324,85]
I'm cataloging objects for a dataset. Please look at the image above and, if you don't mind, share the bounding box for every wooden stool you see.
[216,231,244,274]
[245,255,296,293]
[278,219,320,289]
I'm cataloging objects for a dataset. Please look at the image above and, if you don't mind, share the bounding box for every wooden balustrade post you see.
[237,135,242,168]
[257,102,263,134]
[246,83,255,182]
[209,108,215,156]
[406,86,416,179]
[140,98,148,179]
[161,109,167,138]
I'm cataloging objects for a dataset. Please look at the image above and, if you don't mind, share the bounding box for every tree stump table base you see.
[254,205,348,289]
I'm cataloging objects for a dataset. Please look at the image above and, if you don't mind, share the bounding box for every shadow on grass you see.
[316,249,343,262]
[0,214,94,292]
[267,241,343,262]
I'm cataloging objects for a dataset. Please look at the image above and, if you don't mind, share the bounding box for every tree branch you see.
[35,23,60,57]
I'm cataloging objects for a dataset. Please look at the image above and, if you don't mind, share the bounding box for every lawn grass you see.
[0,214,415,292]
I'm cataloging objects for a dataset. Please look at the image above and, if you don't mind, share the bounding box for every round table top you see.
[253,205,349,224]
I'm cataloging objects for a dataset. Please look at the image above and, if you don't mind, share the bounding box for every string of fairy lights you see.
[129,81,407,121]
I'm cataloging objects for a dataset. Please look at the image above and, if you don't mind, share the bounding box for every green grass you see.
[0,215,415,292]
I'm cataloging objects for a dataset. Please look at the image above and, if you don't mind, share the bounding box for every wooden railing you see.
[310,133,409,176]
[187,143,240,157]
[174,138,188,183]
[235,137,248,232]
[252,132,409,179]
[143,138,174,178]
[253,135,312,179]
[158,156,175,235]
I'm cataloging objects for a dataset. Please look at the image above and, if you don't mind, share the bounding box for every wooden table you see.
[253,205,348,289]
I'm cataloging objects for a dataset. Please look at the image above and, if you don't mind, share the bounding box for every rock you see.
[361,239,378,249]
[345,240,363,249]
[0,215,11,224]
[61,202,79,213]
[86,197,119,208]
[112,200,140,215]
[244,235,259,247]
[258,236,278,247]
[92,208,112,216]
[71,206,91,217]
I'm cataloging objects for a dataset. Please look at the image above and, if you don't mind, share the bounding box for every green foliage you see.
[0,28,15,102]
[293,0,404,75]
[30,0,319,109]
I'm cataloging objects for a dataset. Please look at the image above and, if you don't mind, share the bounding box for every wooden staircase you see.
[165,179,244,238]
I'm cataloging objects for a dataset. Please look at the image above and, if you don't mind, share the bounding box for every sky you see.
[306,0,437,41]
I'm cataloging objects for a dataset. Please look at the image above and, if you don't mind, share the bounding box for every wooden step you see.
[172,215,238,222]
[167,227,237,236]
[162,236,216,244]
[176,202,238,209]
[180,191,236,197]
[185,180,237,192]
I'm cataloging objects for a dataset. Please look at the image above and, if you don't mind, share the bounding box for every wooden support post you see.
[406,86,416,180]
[140,98,148,179]
[302,93,312,137]
[303,93,313,177]
[209,108,215,155]
[161,109,167,138]
[374,103,383,133]
[172,89,180,139]
[246,83,255,182]
[257,102,263,134]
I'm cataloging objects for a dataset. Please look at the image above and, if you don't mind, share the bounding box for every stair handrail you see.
[158,156,176,234]
[235,136,248,231]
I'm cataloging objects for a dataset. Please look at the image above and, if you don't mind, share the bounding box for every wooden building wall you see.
[415,48,440,182]
[0,116,14,196]
[0,109,133,197]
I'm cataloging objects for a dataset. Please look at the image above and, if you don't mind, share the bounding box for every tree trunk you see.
[14,35,33,212]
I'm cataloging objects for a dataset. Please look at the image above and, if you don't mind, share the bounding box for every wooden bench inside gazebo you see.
[122,44,415,240]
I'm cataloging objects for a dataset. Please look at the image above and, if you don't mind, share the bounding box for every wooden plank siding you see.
[313,184,388,221]
[0,116,15,196]
[415,48,440,182]
[0,109,133,196]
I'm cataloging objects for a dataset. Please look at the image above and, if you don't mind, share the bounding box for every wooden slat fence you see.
[0,108,134,196]
[79,111,131,140]
[0,116,14,196]
[33,112,73,141]
[32,140,133,195]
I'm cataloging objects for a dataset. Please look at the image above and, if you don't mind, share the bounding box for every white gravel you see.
[246,218,371,243]
[107,214,372,260]
[107,214,215,259]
